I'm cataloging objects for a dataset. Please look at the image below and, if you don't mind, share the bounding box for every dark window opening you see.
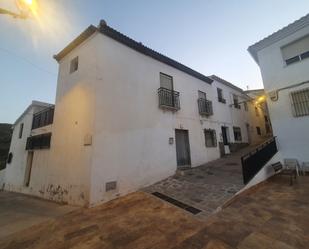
[70,56,79,73]
[244,102,248,111]
[19,123,24,139]
[217,88,226,103]
[233,95,241,109]
[233,127,242,141]
[256,126,261,135]
[285,55,300,65]
[32,107,54,130]
[204,129,217,147]
[26,133,52,150]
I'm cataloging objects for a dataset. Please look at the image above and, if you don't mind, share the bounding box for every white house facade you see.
[248,13,309,163]
[4,21,270,207]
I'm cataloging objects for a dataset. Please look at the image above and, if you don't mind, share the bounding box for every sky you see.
[1,0,309,123]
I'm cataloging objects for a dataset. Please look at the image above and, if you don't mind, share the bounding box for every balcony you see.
[158,87,180,111]
[198,98,213,116]
[26,133,52,150]
[32,107,54,130]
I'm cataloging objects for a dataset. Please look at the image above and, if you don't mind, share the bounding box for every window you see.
[244,102,248,111]
[26,133,52,150]
[19,123,24,139]
[290,88,309,117]
[158,73,180,110]
[255,107,259,116]
[204,129,217,147]
[70,56,79,73]
[281,35,309,66]
[160,73,173,90]
[198,91,206,100]
[233,95,241,109]
[233,127,242,141]
[32,107,54,130]
[256,126,261,135]
[217,88,226,103]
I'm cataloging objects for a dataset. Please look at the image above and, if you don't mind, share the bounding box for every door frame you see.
[175,129,191,168]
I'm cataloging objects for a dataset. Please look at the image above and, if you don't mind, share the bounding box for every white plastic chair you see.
[284,159,300,176]
[302,162,309,175]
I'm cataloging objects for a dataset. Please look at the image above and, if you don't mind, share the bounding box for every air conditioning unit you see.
[268,90,278,101]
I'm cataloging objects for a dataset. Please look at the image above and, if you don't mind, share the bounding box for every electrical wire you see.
[0,47,57,77]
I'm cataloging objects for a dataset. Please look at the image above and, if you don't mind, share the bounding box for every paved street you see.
[0,191,77,239]
[143,144,261,219]
[0,176,308,248]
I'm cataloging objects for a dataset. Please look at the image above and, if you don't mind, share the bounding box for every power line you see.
[0,47,57,77]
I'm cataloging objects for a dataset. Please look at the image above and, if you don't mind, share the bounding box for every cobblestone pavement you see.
[143,144,263,220]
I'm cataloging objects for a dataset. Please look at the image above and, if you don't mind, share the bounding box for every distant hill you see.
[0,123,12,170]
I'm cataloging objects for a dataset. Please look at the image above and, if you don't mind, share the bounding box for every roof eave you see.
[53,25,98,62]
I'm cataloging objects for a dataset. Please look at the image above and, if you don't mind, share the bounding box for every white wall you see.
[256,25,309,163]
[4,105,52,197]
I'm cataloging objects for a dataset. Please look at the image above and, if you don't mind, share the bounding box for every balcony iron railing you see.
[32,107,54,130]
[218,97,226,104]
[26,133,52,150]
[198,98,213,116]
[241,137,277,184]
[158,87,180,110]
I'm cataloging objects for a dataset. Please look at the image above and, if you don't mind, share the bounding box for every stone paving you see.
[0,176,308,249]
[143,145,260,220]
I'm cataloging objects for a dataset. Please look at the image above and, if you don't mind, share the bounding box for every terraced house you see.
[3,20,271,206]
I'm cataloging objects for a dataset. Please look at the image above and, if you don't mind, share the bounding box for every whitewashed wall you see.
[256,25,309,163]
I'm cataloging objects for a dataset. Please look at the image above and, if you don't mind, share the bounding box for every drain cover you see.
[152,192,201,215]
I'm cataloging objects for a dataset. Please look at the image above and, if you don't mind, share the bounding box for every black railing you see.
[218,97,226,104]
[32,107,54,130]
[26,133,52,150]
[198,98,213,116]
[241,137,277,184]
[158,87,180,110]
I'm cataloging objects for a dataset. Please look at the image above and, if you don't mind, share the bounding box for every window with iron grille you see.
[26,133,52,150]
[198,91,213,116]
[233,127,242,141]
[290,88,309,117]
[204,129,217,147]
[32,107,54,130]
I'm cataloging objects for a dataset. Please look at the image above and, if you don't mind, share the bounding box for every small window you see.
[198,91,206,100]
[233,95,240,109]
[233,127,242,141]
[290,88,309,117]
[282,35,309,66]
[217,88,226,103]
[19,123,24,139]
[70,56,79,74]
[204,129,217,147]
[244,102,248,111]
[160,73,173,90]
[255,107,259,116]
[256,126,261,135]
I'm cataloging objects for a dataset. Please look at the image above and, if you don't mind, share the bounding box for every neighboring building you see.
[248,13,309,163]
[4,101,54,195]
[4,21,270,207]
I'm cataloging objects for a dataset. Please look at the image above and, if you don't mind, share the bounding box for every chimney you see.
[99,19,107,28]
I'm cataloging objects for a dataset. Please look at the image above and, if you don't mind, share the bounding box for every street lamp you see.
[0,0,36,19]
